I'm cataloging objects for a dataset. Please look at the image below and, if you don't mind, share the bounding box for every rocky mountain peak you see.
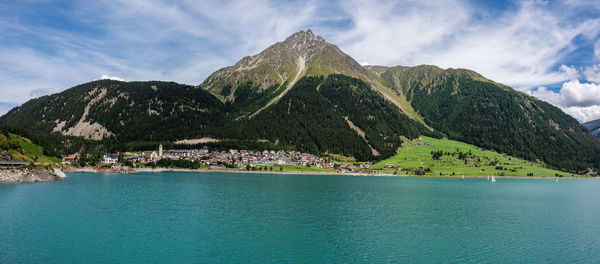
[201,29,367,102]
[280,29,327,56]
[284,29,323,43]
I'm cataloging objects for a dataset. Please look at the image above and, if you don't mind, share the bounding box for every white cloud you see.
[530,86,561,105]
[0,0,318,104]
[560,65,579,80]
[334,0,470,68]
[530,80,600,122]
[563,106,600,123]
[560,80,600,107]
[583,64,600,82]
[100,74,125,81]
[332,0,600,90]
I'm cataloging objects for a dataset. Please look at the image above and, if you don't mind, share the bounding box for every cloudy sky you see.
[1,0,600,122]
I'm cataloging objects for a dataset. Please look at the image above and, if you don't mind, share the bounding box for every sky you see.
[1,0,600,122]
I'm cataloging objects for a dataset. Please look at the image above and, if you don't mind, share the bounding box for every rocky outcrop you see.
[52,87,114,140]
[63,166,136,174]
[0,168,66,183]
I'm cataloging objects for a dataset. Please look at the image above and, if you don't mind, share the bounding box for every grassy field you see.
[6,133,60,163]
[372,136,575,177]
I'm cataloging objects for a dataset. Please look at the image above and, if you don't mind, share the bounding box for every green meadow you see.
[372,136,574,177]
[7,133,61,163]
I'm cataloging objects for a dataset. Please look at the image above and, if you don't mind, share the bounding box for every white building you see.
[103,153,118,164]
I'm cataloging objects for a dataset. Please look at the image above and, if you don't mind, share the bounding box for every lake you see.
[1,172,599,263]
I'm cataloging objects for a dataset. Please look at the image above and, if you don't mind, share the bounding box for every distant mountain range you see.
[1,30,599,172]
[584,119,600,138]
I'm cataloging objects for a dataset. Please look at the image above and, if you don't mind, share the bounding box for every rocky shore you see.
[0,168,66,183]
[64,166,136,174]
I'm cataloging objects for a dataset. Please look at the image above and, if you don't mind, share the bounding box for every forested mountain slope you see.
[0,80,226,142]
[368,65,600,171]
[212,75,435,161]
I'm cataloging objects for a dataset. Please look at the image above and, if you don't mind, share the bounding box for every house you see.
[127,155,142,164]
[62,153,79,163]
[384,164,396,168]
[103,153,118,164]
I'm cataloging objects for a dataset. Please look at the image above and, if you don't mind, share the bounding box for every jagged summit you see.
[281,29,327,55]
[201,29,366,103]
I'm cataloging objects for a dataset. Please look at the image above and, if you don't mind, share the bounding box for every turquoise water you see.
[1,172,600,263]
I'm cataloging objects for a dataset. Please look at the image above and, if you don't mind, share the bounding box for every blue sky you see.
[1,0,600,121]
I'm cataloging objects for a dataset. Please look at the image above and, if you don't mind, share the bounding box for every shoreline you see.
[0,167,66,183]
[65,166,597,179]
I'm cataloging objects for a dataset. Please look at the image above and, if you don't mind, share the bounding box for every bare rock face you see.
[51,87,115,140]
[0,168,65,183]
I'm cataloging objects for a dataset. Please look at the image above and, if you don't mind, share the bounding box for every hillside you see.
[212,75,436,161]
[584,119,600,138]
[1,30,600,172]
[373,136,574,177]
[0,126,60,163]
[0,80,226,142]
[0,75,432,161]
[367,65,600,172]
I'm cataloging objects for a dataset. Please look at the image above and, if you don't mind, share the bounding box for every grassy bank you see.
[3,133,60,163]
[372,136,575,177]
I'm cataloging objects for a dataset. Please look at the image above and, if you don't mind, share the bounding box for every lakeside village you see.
[61,145,373,173]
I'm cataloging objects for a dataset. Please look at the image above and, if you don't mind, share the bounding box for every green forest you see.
[407,74,600,172]
[2,71,600,172]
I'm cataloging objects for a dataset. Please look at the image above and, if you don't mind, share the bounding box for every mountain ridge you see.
[584,119,600,138]
[1,29,599,172]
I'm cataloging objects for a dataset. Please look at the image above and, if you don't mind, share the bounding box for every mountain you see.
[202,30,367,100]
[366,65,600,171]
[1,30,599,172]
[201,30,372,119]
[584,119,600,138]
[0,81,225,142]
[210,74,434,160]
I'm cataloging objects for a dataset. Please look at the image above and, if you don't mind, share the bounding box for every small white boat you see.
[487,175,490,180]
[556,178,559,183]
[461,175,465,181]
[491,175,496,182]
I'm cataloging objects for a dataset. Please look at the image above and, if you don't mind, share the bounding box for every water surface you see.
[1,172,599,263]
